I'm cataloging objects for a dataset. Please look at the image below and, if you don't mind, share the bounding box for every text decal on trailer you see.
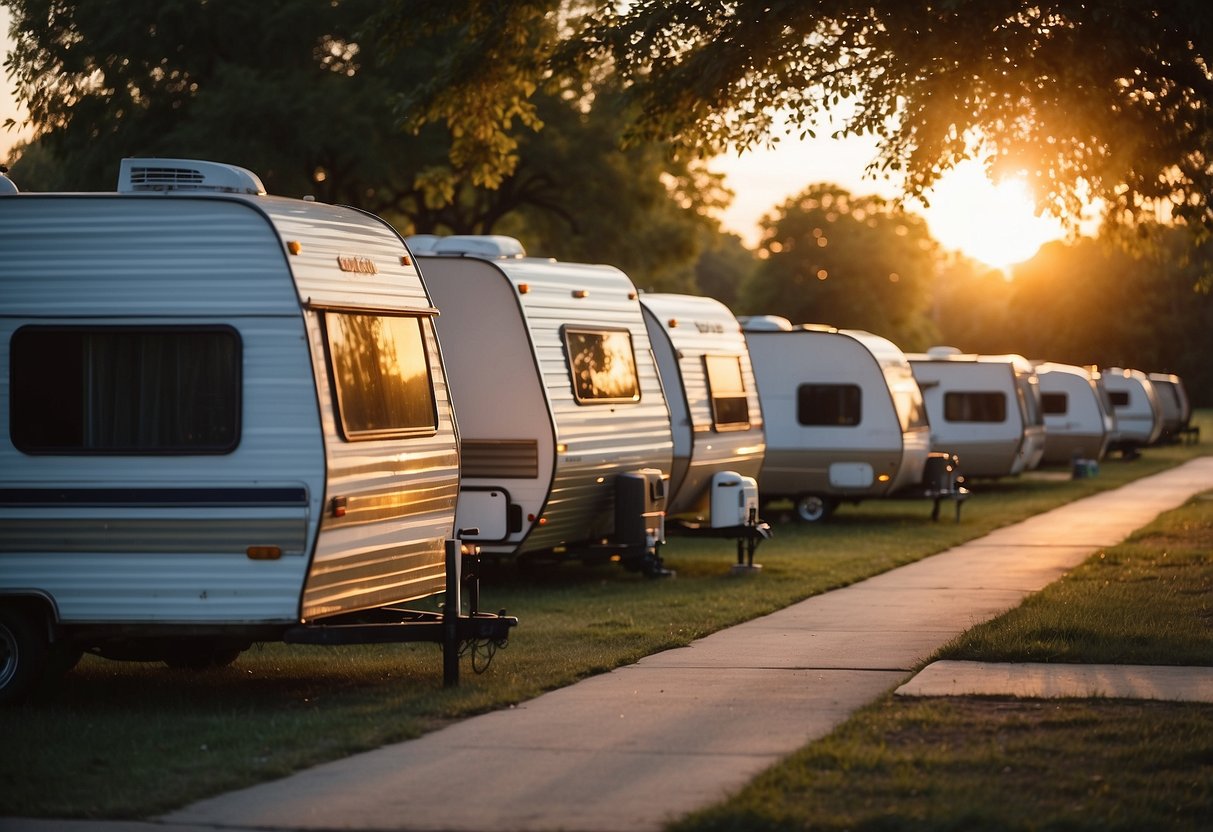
[337,255,378,274]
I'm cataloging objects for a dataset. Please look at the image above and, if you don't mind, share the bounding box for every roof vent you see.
[405,234,442,255]
[117,158,267,195]
[738,315,793,332]
[926,345,963,358]
[430,235,526,258]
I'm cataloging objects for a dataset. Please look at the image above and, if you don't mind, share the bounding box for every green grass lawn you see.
[3,412,1210,820]
[673,470,1213,831]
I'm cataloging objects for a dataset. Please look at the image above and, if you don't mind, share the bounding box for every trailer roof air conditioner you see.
[117,158,267,195]
[431,235,527,258]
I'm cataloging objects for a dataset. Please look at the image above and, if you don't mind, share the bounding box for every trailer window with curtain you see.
[563,327,641,404]
[797,384,861,426]
[944,391,1006,422]
[704,354,750,430]
[10,326,240,454]
[324,312,438,439]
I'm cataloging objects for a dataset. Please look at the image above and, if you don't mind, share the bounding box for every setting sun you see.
[920,161,1066,271]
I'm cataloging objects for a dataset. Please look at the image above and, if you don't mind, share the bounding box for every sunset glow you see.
[922,161,1066,271]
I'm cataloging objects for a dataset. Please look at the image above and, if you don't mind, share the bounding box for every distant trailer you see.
[1103,367,1163,455]
[413,236,674,575]
[907,348,1047,479]
[1035,362,1116,464]
[1148,372,1193,444]
[639,293,770,566]
[0,159,514,704]
[741,316,954,522]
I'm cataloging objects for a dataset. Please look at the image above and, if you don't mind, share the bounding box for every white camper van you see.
[1034,362,1115,465]
[412,236,674,575]
[638,293,769,564]
[1148,372,1193,444]
[1103,367,1163,454]
[908,349,1046,479]
[741,317,938,522]
[0,160,514,704]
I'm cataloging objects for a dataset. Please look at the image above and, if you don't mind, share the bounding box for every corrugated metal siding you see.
[504,261,673,552]
[254,199,457,619]
[0,194,458,624]
[0,196,322,623]
[294,301,456,620]
[639,294,764,516]
[260,197,434,312]
[1,196,302,317]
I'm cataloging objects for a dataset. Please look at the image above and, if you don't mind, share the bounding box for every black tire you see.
[794,494,838,523]
[0,606,50,706]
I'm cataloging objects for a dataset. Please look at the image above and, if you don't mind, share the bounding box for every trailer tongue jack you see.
[285,538,517,688]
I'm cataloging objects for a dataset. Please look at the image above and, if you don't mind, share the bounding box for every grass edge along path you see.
[671,486,1213,832]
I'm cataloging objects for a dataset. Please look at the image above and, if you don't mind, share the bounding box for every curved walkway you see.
[6,456,1213,832]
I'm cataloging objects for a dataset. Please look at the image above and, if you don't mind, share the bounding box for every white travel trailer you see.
[411,236,674,575]
[1103,367,1163,454]
[1148,372,1193,444]
[0,159,513,704]
[1034,362,1116,465]
[638,293,769,564]
[907,349,1046,479]
[741,317,940,522]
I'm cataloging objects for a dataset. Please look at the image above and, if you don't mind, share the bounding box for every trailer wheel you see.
[0,606,49,706]
[795,494,837,523]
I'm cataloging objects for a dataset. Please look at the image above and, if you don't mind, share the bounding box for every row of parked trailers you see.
[0,160,1196,703]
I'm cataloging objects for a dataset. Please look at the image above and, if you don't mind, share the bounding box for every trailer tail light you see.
[287,240,302,255]
[877,473,891,483]
[247,545,282,560]
[330,496,348,518]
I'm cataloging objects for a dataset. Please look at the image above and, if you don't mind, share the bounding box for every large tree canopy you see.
[367,1,1213,240]
[1,0,725,292]
[574,1,1213,236]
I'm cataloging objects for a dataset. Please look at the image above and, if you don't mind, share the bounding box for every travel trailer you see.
[740,317,942,522]
[1034,362,1116,465]
[0,159,514,704]
[1148,372,1193,444]
[907,348,1046,479]
[411,236,674,575]
[1102,367,1163,454]
[638,293,769,564]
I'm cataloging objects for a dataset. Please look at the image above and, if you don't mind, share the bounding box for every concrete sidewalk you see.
[6,457,1213,832]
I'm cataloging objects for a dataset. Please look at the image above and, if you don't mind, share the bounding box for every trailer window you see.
[1042,392,1068,415]
[10,326,240,454]
[797,384,861,426]
[324,313,438,439]
[944,391,1006,422]
[563,327,640,404]
[1109,390,1130,407]
[704,354,750,429]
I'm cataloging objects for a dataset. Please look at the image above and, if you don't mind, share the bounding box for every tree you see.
[2,0,733,291]
[376,1,1202,248]
[741,184,940,348]
[3,0,403,200]
[489,83,730,292]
